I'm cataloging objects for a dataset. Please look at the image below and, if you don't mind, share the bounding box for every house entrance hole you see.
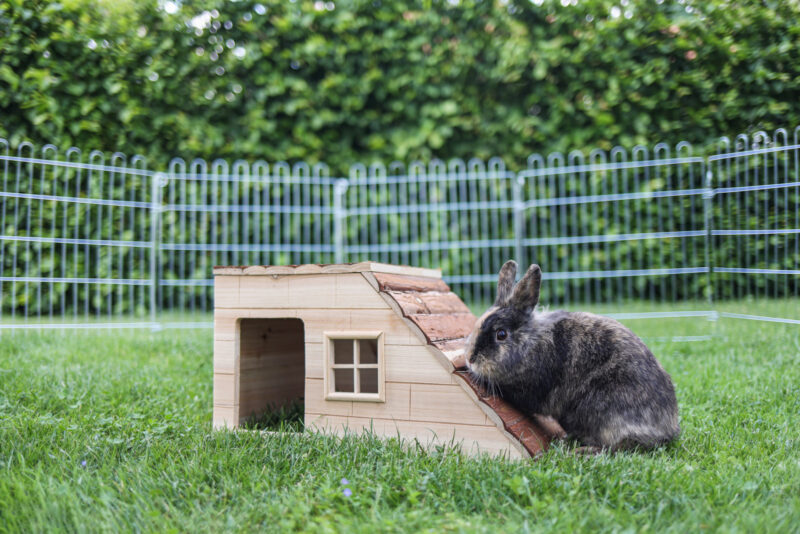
[238,318,305,431]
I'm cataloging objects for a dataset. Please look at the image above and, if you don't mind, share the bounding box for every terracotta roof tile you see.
[387,291,470,316]
[407,313,476,343]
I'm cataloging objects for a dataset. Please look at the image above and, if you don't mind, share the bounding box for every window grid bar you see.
[353,339,360,394]
[331,363,378,369]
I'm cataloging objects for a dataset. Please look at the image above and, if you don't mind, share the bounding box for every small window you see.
[324,331,385,402]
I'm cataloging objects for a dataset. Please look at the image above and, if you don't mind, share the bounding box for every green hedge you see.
[1,0,799,315]
[2,0,799,171]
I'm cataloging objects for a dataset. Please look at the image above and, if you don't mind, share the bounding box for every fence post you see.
[333,179,349,264]
[150,172,166,330]
[513,174,525,267]
[703,166,717,321]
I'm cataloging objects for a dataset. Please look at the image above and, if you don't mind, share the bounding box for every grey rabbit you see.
[465,260,680,451]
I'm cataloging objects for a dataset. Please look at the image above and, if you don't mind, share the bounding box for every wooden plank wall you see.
[213,272,523,458]
[304,342,525,459]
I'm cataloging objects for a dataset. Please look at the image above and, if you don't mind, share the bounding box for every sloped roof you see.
[363,270,559,458]
[213,261,559,458]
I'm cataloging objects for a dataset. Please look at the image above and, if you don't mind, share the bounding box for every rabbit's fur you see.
[465,261,680,450]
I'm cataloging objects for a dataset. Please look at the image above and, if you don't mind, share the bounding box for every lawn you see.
[0,309,799,532]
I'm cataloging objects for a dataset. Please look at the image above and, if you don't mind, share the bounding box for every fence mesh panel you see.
[1,127,798,332]
[710,127,800,324]
[519,145,709,310]
[0,142,156,328]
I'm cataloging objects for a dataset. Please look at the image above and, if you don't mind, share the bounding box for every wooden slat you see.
[409,383,488,426]
[213,338,236,374]
[386,291,471,316]
[384,291,427,315]
[239,319,305,360]
[303,415,522,459]
[407,313,476,342]
[214,307,297,319]
[305,378,353,416]
[364,274,432,346]
[238,276,290,308]
[298,309,350,343]
[365,263,441,279]
[384,344,454,385]
[238,369,303,386]
[391,419,522,458]
[305,342,324,379]
[372,272,450,293]
[448,377,527,457]
[213,405,237,429]
[335,273,391,309]
[213,266,248,275]
[417,292,471,314]
[287,275,335,308]
[242,265,277,275]
[213,262,441,279]
[348,310,415,345]
[214,315,237,341]
[304,413,346,432]
[351,382,411,419]
[213,372,236,406]
[214,276,240,307]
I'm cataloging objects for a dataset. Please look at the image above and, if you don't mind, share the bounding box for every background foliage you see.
[2,0,800,172]
[1,0,798,315]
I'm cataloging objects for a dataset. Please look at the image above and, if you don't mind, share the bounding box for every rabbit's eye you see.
[496,329,508,341]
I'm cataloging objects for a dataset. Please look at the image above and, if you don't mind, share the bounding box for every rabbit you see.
[464,260,680,451]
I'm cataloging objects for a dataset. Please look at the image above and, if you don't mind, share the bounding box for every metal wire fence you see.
[1,127,798,332]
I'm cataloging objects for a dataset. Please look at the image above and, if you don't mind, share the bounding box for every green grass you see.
[1,309,799,532]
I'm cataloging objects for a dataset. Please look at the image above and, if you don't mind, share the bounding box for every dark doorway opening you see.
[238,318,305,431]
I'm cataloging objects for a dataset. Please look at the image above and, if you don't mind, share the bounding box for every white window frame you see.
[323,331,385,402]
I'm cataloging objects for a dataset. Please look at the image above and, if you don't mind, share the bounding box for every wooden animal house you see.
[213,262,559,459]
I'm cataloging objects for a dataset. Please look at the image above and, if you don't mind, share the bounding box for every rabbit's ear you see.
[495,260,517,307]
[511,264,541,310]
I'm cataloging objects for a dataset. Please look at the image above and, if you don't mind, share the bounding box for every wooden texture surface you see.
[386,291,470,315]
[237,318,305,423]
[212,263,559,459]
[372,272,450,293]
[304,414,524,459]
[213,262,441,279]
[407,313,476,343]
